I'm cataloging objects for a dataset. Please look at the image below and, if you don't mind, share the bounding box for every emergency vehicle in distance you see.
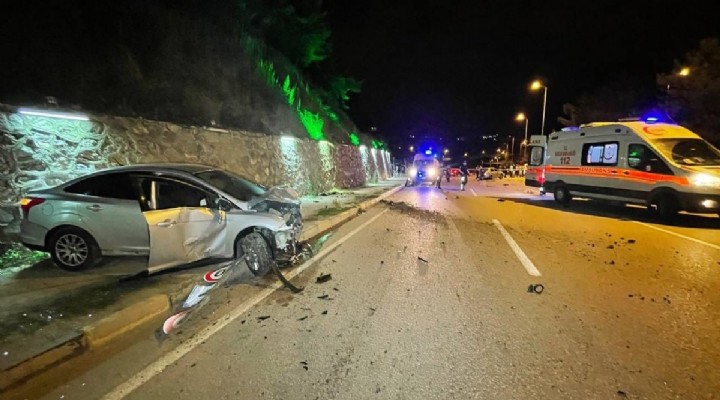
[405,151,442,187]
[525,119,720,221]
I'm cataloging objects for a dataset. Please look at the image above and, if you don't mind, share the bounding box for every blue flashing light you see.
[425,150,432,155]
[639,109,674,125]
[561,127,579,132]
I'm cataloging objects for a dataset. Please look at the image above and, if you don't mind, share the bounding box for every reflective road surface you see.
[9,178,720,400]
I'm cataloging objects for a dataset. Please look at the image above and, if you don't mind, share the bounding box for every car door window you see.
[582,142,619,166]
[628,144,673,175]
[64,172,138,200]
[141,178,217,211]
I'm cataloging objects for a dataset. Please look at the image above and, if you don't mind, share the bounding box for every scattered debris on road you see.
[627,239,636,244]
[257,315,271,321]
[298,316,308,321]
[616,390,627,398]
[321,310,328,315]
[527,284,544,294]
[317,294,333,300]
[417,256,429,263]
[497,198,506,202]
[300,361,308,370]
[607,244,615,249]
[357,207,366,215]
[316,273,332,284]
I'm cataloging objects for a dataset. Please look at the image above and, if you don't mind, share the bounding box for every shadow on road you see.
[496,196,720,229]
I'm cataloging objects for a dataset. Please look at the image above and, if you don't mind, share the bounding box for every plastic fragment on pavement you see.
[316,273,332,283]
[527,284,544,294]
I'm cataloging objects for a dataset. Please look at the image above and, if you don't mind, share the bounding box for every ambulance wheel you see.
[553,184,571,207]
[655,194,679,222]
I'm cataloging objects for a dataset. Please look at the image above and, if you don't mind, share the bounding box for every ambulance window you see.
[582,142,618,166]
[628,144,673,174]
[529,147,544,166]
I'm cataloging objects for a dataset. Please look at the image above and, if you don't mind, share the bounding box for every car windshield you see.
[194,169,266,202]
[414,160,434,167]
[654,138,720,166]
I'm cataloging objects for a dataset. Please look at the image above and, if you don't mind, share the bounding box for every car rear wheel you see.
[553,184,571,207]
[236,232,273,276]
[49,227,101,271]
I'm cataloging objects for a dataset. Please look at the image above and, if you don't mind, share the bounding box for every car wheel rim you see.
[55,234,88,267]
[243,249,261,271]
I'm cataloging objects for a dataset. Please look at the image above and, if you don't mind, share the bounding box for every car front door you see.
[137,176,229,273]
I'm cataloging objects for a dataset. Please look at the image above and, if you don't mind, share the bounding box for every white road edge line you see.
[102,208,390,400]
[470,188,478,197]
[632,221,720,251]
[492,219,542,277]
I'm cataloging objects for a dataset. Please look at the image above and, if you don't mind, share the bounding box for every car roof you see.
[99,163,217,174]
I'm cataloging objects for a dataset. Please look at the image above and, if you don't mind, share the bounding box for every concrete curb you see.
[300,184,403,241]
[0,184,403,393]
[0,295,169,392]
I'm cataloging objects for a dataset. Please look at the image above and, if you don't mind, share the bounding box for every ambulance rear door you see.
[525,135,547,188]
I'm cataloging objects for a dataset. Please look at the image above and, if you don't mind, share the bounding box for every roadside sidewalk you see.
[0,178,404,393]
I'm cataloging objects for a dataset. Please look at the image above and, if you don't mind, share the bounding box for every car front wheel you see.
[49,227,101,271]
[237,232,273,276]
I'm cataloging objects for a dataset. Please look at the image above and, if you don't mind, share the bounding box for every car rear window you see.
[64,173,137,200]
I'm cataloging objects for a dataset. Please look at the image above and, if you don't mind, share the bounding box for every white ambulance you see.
[524,120,720,221]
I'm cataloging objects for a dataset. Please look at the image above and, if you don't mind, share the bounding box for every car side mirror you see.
[216,198,235,211]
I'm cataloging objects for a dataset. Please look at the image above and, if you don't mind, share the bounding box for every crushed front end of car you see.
[249,187,307,263]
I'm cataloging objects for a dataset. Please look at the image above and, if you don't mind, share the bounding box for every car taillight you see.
[19,197,45,218]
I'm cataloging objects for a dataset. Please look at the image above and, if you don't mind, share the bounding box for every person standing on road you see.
[459,161,470,191]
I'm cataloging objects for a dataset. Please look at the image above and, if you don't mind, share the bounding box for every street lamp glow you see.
[463,152,468,157]
[530,80,544,91]
[515,112,526,121]
[444,149,449,154]
[679,67,690,76]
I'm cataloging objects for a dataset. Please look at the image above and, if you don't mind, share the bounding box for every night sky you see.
[325,0,720,150]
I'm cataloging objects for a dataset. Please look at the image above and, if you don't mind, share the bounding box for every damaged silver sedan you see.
[19,164,303,275]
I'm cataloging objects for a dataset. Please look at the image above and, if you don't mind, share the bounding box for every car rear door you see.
[137,176,229,273]
[63,172,149,253]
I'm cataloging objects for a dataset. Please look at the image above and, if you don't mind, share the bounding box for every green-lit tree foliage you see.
[328,76,363,109]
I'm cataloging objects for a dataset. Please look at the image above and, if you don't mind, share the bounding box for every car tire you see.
[553,184,571,207]
[237,232,273,277]
[48,227,101,271]
[655,194,679,222]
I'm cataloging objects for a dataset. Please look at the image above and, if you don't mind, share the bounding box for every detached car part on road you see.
[19,164,304,275]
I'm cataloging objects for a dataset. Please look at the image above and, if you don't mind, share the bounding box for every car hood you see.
[247,186,300,208]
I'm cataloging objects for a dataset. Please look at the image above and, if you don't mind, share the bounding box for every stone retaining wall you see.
[0,109,392,236]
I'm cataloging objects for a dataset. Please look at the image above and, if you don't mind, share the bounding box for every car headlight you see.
[427,167,437,177]
[409,167,418,176]
[690,173,720,188]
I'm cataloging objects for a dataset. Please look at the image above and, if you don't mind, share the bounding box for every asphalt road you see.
[13,178,720,400]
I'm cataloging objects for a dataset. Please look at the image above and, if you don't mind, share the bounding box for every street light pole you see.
[541,86,547,136]
[511,136,515,163]
[530,81,548,135]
